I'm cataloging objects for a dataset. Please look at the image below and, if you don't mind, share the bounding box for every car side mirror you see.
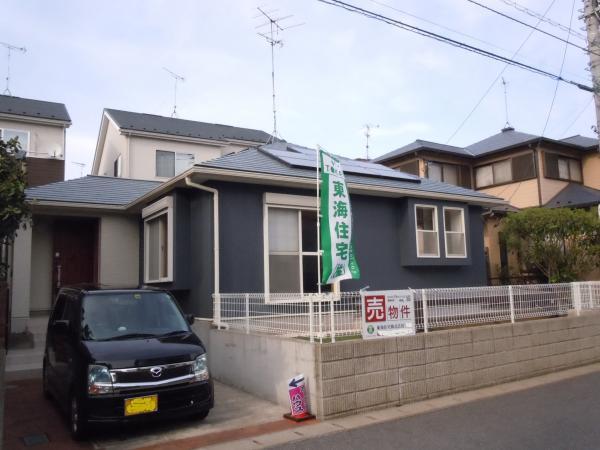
[186,314,195,325]
[53,319,70,333]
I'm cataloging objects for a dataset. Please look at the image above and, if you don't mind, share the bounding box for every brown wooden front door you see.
[52,218,99,301]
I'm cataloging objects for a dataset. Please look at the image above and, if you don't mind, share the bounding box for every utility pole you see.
[582,0,600,150]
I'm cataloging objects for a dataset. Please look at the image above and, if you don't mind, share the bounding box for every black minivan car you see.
[43,286,214,439]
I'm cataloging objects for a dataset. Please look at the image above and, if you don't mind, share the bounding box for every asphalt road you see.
[271,372,600,450]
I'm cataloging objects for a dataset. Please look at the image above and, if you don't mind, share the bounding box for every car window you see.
[51,295,67,322]
[81,292,189,341]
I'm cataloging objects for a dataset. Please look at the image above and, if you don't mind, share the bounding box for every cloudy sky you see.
[2,0,595,179]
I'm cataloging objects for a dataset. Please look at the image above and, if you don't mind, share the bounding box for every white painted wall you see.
[0,118,65,159]
[29,217,54,312]
[128,135,236,181]
[99,214,140,287]
[10,225,32,333]
[96,121,128,177]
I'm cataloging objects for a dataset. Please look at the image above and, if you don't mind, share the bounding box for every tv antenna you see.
[163,67,185,118]
[501,77,512,129]
[364,124,379,160]
[1,41,26,96]
[71,161,86,178]
[255,6,304,142]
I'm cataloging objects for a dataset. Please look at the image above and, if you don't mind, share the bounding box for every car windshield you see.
[81,292,189,341]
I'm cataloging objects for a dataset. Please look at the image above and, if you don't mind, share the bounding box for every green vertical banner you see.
[320,149,360,285]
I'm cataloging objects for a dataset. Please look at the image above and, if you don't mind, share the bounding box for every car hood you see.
[81,332,205,369]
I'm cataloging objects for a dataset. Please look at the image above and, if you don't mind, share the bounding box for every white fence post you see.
[245,293,250,334]
[588,281,594,309]
[309,295,314,343]
[214,293,222,329]
[318,299,323,344]
[572,282,582,316]
[330,296,336,343]
[421,289,429,333]
[508,285,515,324]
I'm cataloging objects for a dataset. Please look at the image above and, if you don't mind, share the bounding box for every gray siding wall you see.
[147,181,488,317]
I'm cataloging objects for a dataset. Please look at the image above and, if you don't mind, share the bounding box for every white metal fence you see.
[213,281,600,342]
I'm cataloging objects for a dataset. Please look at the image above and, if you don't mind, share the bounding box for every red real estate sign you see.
[361,290,415,339]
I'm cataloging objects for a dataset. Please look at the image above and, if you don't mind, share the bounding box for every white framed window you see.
[1,128,30,152]
[443,207,467,258]
[264,193,331,295]
[156,150,195,178]
[142,196,174,283]
[415,204,439,258]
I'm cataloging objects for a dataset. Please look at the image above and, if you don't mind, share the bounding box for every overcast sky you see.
[2,0,595,179]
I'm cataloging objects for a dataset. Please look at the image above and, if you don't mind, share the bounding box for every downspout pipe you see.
[185,177,220,295]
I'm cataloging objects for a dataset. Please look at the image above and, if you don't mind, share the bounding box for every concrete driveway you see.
[3,376,297,450]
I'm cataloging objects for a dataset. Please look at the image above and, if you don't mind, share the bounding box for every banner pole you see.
[316,145,322,296]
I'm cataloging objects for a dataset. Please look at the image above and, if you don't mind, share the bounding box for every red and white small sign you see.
[361,290,415,339]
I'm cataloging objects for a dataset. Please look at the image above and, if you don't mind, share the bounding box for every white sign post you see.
[361,290,416,339]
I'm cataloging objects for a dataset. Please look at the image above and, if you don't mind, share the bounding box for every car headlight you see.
[193,354,209,381]
[88,364,114,395]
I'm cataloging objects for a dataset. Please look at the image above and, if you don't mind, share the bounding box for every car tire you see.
[195,409,210,421]
[69,392,88,440]
[42,360,51,400]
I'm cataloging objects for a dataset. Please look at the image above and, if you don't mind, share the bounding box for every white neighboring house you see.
[0,94,71,187]
[92,109,274,181]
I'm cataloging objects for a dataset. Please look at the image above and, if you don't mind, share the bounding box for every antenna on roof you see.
[363,124,379,160]
[501,77,512,131]
[255,6,304,142]
[1,41,26,96]
[163,67,185,118]
[71,161,86,178]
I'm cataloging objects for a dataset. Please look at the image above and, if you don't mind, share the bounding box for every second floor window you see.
[156,150,195,178]
[113,155,122,177]
[426,161,471,188]
[544,152,582,182]
[1,128,29,152]
[475,153,536,188]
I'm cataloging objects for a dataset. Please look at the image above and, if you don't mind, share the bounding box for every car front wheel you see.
[70,393,87,440]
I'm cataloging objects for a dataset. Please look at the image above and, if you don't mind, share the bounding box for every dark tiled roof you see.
[546,183,600,208]
[105,108,273,143]
[375,128,599,163]
[199,144,502,202]
[0,95,71,123]
[559,135,598,149]
[373,140,471,162]
[466,128,539,155]
[26,176,160,206]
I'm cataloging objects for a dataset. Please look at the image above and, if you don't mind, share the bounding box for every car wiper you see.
[157,330,190,338]
[104,333,157,341]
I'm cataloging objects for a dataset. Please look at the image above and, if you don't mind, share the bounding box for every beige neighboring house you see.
[0,94,71,187]
[375,127,600,284]
[92,109,274,181]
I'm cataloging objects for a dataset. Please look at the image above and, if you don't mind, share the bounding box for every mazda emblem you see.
[150,366,163,378]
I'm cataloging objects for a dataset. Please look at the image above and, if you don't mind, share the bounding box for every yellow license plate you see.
[124,394,158,416]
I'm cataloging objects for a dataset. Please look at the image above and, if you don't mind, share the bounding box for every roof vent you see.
[501,126,515,132]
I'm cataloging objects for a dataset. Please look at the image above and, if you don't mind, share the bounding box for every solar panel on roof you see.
[260,146,420,182]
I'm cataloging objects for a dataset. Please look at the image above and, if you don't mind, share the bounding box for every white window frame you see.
[155,150,195,178]
[414,204,440,258]
[263,193,339,300]
[1,128,30,153]
[114,154,122,177]
[142,196,174,283]
[443,207,467,258]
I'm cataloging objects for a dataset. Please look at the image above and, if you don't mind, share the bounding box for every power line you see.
[317,0,593,93]
[538,0,576,140]
[465,0,598,58]
[498,0,587,41]
[367,0,513,54]
[559,96,594,137]
[446,0,557,143]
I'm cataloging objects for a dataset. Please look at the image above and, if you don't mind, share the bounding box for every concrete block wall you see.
[317,311,600,418]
